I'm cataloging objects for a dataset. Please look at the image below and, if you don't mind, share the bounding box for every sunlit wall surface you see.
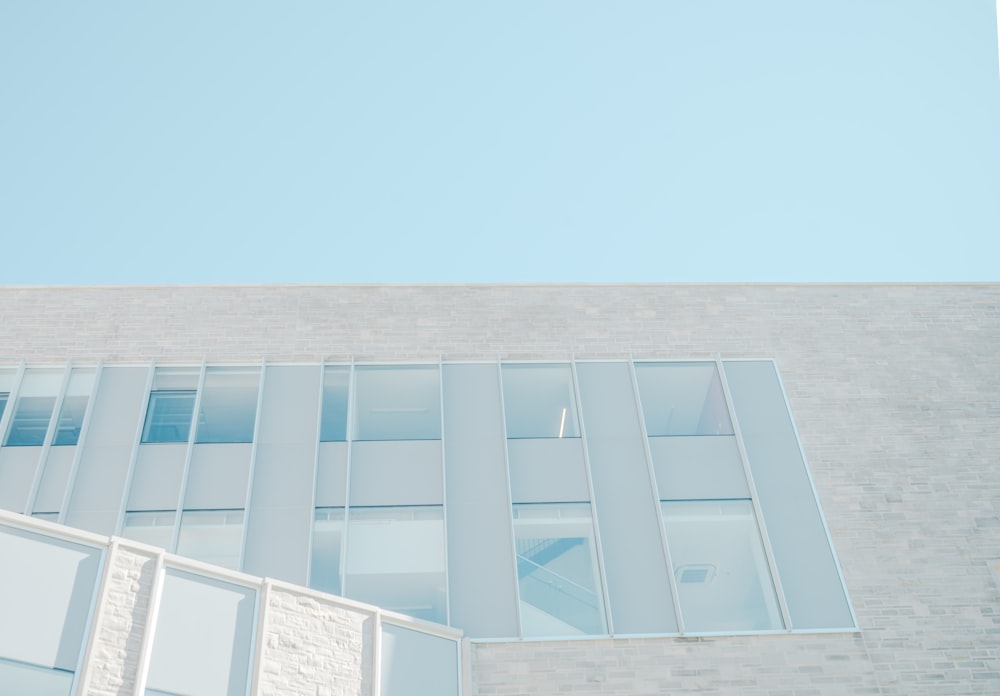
[0,359,854,639]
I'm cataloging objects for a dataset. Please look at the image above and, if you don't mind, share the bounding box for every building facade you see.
[0,284,997,695]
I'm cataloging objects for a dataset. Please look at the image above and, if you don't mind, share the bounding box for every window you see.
[142,368,199,444]
[501,364,580,439]
[52,369,95,446]
[194,368,260,444]
[122,511,176,550]
[3,369,62,446]
[634,362,733,436]
[345,506,446,623]
[661,500,783,632]
[353,366,440,441]
[0,526,101,693]
[144,569,255,696]
[320,367,349,442]
[310,507,345,594]
[513,503,606,636]
[175,509,244,570]
[0,368,16,424]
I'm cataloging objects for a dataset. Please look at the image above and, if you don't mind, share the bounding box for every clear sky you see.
[1,2,998,284]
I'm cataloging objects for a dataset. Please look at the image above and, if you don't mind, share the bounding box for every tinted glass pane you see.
[320,367,349,442]
[310,508,344,595]
[122,511,176,550]
[52,369,96,446]
[353,366,440,441]
[142,369,200,444]
[635,362,733,436]
[4,369,62,446]
[195,368,260,444]
[0,368,15,423]
[661,500,783,632]
[513,503,606,636]
[501,364,580,439]
[345,506,446,623]
[176,509,244,570]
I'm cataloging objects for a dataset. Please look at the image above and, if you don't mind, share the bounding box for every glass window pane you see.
[4,369,63,446]
[353,366,440,441]
[176,509,244,570]
[0,658,73,696]
[320,367,349,442]
[142,368,200,444]
[501,364,580,439]
[310,508,344,595]
[635,362,734,436]
[52,369,95,446]
[345,506,446,623]
[195,368,260,444]
[661,500,783,632]
[145,569,255,696]
[513,503,606,636]
[122,511,177,550]
[0,367,15,423]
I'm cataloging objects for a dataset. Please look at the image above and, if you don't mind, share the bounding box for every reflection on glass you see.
[661,500,783,632]
[195,368,260,444]
[501,364,580,439]
[0,368,14,424]
[635,362,734,436]
[513,503,606,636]
[122,511,177,550]
[345,506,446,623]
[310,508,345,594]
[352,366,440,441]
[52,369,95,446]
[0,657,73,696]
[176,509,244,570]
[142,368,200,444]
[3,369,62,446]
[320,367,350,442]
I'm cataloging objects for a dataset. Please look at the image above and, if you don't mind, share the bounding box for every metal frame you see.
[237,359,269,570]
[627,355,686,634]
[494,356,523,638]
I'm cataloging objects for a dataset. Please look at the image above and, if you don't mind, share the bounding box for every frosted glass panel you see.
[310,508,344,595]
[53,369,95,446]
[176,509,244,570]
[380,623,459,696]
[501,364,580,439]
[146,569,255,696]
[320,366,350,442]
[0,658,73,696]
[661,500,782,632]
[196,368,260,444]
[345,506,446,623]
[353,366,440,441]
[4,369,62,446]
[513,503,606,636]
[122,511,176,550]
[0,526,101,671]
[635,363,733,436]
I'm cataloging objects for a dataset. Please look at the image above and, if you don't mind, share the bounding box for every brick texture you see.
[257,584,374,696]
[79,543,158,696]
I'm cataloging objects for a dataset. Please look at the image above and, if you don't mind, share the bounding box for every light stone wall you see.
[2,283,998,694]
[256,582,374,696]
[78,542,158,696]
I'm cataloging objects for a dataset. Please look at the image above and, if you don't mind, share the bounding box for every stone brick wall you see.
[472,633,881,696]
[256,581,374,696]
[78,542,158,696]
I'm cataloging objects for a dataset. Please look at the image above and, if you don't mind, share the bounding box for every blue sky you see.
[1,2,998,284]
